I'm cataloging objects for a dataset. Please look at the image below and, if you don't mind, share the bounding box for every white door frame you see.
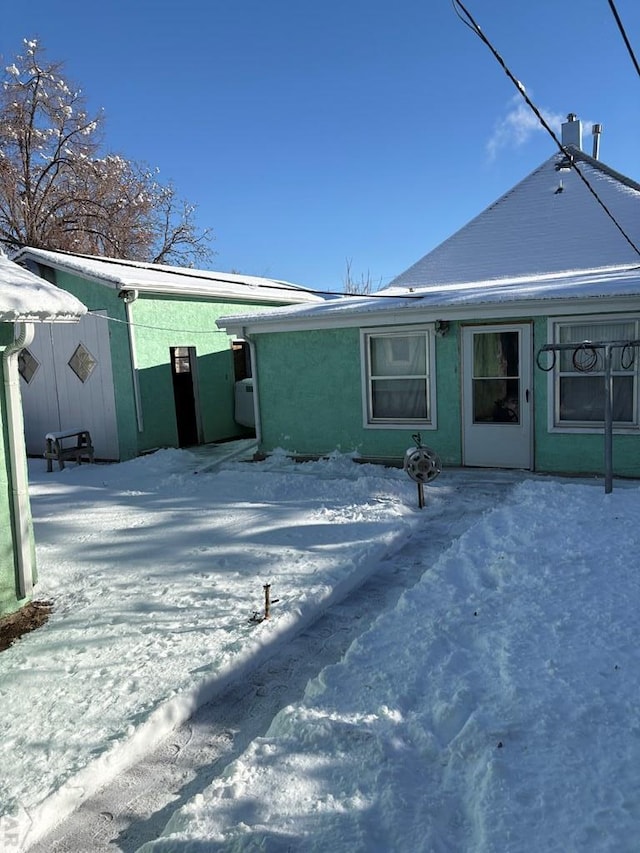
[462,323,533,469]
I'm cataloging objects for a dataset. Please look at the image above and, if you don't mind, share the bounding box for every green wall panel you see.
[0,328,34,616]
[255,317,640,479]
[532,317,640,478]
[0,339,18,614]
[130,297,260,451]
[256,325,463,464]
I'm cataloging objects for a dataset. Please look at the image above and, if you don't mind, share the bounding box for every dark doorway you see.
[170,346,201,447]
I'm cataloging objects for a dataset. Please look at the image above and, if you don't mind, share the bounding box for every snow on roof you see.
[0,252,86,322]
[387,149,640,289]
[13,248,325,305]
[217,264,640,333]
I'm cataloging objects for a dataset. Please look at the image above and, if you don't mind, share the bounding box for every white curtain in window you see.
[370,334,428,420]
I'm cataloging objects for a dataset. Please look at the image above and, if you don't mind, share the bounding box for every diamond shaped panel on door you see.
[68,343,97,383]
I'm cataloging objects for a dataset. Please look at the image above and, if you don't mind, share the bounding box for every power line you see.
[86,310,222,335]
[608,0,640,79]
[29,246,408,300]
[451,0,640,260]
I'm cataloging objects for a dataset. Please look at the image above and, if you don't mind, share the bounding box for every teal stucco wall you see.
[531,317,640,478]
[0,324,35,616]
[254,318,640,479]
[255,325,462,464]
[129,297,255,452]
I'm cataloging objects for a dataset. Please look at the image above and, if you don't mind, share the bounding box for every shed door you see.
[20,312,120,460]
[462,324,532,469]
[170,346,203,447]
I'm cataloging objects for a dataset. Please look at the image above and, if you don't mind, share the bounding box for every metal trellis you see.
[536,338,640,493]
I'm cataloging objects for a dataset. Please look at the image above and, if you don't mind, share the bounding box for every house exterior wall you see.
[531,315,640,477]
[254,316,640,479]
[255,326,462,463]
[128,297,257,452]
[0,324,35,616]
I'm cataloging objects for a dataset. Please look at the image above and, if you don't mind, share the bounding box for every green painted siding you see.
[532,318,640,477]
[256,325,463,464]
[130,298,261,452]
[0,325,34,616]
[255,317,640,479]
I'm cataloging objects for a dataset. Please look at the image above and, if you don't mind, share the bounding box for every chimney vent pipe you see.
[592,123,603,160]
[561,113,583,151]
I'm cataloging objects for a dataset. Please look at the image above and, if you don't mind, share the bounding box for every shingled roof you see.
[386,147,640,292]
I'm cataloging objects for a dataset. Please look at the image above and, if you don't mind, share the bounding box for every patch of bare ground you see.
[0,600,52,652]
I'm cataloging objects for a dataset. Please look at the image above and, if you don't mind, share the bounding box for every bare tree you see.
[0,39,213,264]
[343,257,381,295]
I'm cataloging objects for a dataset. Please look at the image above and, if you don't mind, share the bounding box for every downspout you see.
[3,322,36,598]
[242,328,262,444]
[121,290,144,432]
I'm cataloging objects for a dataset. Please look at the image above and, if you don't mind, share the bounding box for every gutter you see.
[120,289,144,432]
[3,322,36,598]
[242,328,262,445]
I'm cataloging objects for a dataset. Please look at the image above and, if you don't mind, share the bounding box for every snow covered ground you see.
[1,444,438,850]
[2,445,640,852]
[138,468,640,853]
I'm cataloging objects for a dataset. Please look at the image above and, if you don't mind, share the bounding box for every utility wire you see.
[608,0,640,79]
[86,309,225,335]
[452,0,640,260]
[39,246,406,300]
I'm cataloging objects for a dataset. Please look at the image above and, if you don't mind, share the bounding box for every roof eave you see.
[14,248,322,305]
[0,312,84,323]
[218,292,640,335]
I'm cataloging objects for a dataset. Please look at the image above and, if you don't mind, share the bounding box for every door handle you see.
[525,389,530,403]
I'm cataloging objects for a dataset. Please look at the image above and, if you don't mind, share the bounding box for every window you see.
[68,342,97,383]
[551,318,639,428]
[362,326,435,427]
[18,348,40,384]
[471,330,521,424]
[232,340,252,381]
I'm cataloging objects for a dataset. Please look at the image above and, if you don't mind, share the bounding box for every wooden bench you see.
[44,429,95,472]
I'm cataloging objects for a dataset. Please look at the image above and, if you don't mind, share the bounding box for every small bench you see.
[44,429,95,472]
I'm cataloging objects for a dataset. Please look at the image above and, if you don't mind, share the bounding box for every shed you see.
[12,249,324,461]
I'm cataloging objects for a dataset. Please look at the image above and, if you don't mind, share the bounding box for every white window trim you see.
[360,324,437,430]
[546,314,640,435]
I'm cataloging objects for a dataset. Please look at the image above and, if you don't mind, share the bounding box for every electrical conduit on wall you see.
[121,289,144,433]
[3,321,36,598]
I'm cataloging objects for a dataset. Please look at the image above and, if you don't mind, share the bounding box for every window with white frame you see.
[362,326,434,426]
[552,317,639,427]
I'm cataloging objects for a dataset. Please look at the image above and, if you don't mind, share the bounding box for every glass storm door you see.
[462,324,532,468]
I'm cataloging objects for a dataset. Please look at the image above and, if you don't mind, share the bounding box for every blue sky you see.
[3,1,640,290]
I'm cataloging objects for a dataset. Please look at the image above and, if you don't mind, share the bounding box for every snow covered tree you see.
[0,39,213,264]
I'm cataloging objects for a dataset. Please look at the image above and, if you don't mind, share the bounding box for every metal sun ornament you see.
[404,433,442,508]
